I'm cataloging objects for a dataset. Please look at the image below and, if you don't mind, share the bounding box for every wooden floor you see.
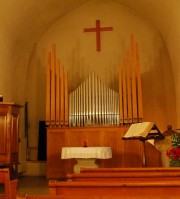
[17,176,49,195]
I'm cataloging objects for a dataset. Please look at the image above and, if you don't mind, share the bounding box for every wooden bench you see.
[22,194,98,199]
[66,167,180,182]
[80,167,180,173]
[0,168,18,199]
[23,194,62,199]
[49,180,180,199]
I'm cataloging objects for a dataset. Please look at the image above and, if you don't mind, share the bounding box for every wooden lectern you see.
[122,123,164,166]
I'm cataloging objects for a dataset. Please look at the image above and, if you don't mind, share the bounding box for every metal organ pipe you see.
[69,71,120,127]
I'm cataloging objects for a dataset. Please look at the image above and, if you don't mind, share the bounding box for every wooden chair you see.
[0,168,18,199]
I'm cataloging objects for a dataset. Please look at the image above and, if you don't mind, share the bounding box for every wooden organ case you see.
[0,102,21,177]
[46,35,162,179]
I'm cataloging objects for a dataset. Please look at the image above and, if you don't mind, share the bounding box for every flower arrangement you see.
[166,133,180,167]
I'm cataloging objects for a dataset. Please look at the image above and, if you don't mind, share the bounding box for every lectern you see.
[122,123,164,167]
[0,102,22,178]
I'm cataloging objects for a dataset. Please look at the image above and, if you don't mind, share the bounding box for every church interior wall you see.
[27,0,176,152]
[22,1,176,175]
[0,0,179,176]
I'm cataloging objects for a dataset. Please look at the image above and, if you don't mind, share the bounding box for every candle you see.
[83,140,88,147]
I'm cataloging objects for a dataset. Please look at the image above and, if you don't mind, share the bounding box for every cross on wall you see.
[84,20,113,52]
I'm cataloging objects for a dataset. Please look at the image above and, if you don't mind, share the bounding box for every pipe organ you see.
[69,71,119,127]
[46,34,143,127]
[45,35,162,179]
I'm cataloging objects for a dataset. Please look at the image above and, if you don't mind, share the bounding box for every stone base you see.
[74,158,99,173]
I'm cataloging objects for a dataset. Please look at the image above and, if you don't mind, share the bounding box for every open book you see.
[122,122,164,141]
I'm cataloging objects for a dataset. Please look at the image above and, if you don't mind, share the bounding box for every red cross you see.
[84,20,113,52]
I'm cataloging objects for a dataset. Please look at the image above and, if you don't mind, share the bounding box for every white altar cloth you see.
[61,147,112,173]
[61,147,112,159]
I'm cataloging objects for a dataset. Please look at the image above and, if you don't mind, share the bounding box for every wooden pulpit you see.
[0,102,22,177]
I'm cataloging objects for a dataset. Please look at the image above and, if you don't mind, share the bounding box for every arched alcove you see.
[26,1,176,153]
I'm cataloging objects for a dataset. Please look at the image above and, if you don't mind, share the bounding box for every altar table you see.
[61,147,112,173]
